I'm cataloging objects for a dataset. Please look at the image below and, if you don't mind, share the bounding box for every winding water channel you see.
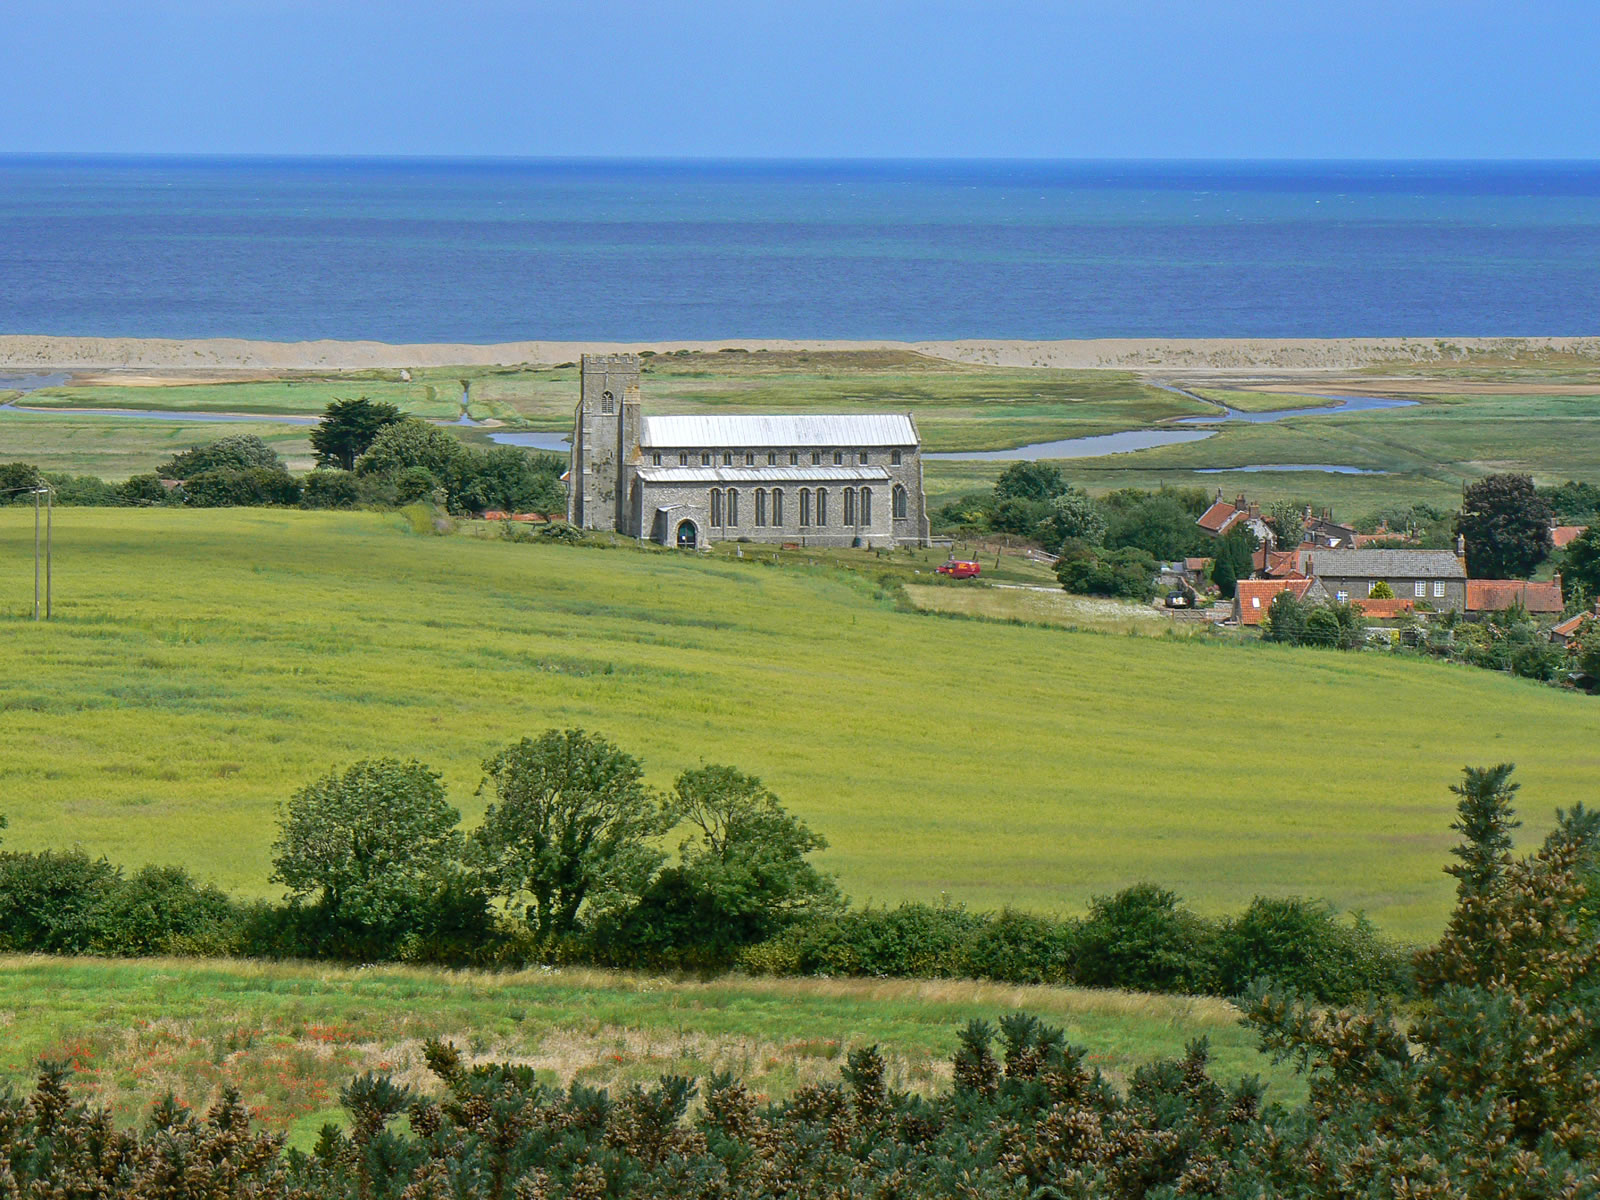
[0,374,1416,474]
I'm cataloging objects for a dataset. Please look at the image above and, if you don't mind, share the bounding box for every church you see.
[565,354,931,549]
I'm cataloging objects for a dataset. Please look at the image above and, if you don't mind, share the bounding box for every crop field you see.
[902,583,1197,637]
[2,508,1595,938]
[0,956,1296,1146]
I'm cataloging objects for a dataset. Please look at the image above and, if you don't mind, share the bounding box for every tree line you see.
[1,729,1407,1005]
[5,765,1597,1197]
[0,398,566,516]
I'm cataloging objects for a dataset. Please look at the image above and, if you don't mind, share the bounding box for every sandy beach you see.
[3,334,1600,374]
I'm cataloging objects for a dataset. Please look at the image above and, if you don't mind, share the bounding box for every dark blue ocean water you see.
[1,157,1597,342]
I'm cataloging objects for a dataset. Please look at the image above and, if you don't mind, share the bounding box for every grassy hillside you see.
[0,956,1295,1147]
[1,509,1594,937]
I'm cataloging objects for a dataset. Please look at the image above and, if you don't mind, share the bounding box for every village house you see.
[1300,548,1470,611]
[1551,524,1588,551]
[1195,493,1274,544]
[566,355,931,549]
[1465,578,1565,617]
[1301,508,1358,549]
[1232,577,1327,625]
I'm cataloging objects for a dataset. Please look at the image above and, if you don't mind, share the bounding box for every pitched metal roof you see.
[634,465,891,485]
[640,414,916,449]
[1304,549,1467,579]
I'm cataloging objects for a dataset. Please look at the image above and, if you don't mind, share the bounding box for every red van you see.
[936,559,982,579]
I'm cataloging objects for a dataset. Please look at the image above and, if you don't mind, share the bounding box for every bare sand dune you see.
[3,334,1600,373]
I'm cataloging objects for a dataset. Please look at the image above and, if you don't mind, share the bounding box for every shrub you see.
[955,908,1075,984]
[301,469,363,509]
[1055,540,1159,601]
[1072,883,1219,994]
[118,473,176,505]
[745,902,984,978]
[0,850,122,954]
[161,434,282,478]
[1216,897,1411,1002]
[93,864,242,956]
[183,467,303,507]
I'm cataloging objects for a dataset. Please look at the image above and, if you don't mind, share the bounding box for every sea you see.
[1,157,1598,342]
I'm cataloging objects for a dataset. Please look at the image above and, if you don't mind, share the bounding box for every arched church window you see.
[727,488,739,526]
[710,488,723,527]
[892,484,908,519]
[799,489,811,527]
[843,488,856,526]
[771,488,784,525]
[860,487,872,524]
[601,390,615,415]
[816,488,828,526]
[755,488,767,526]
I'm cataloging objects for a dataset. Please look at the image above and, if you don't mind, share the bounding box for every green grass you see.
[1,508,1595,938]
[903,584,1204,636]
[0,412,316,478]
[0,955,1297,1146]
[1186,388,1342,413]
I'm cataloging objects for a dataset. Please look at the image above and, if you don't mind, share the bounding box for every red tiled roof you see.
[1196,501,1241,534]
[1552,525,1588,549]
[1235,578,1316,625]
[1553,611,1594,638]
[1183,557,1213,572]
[1350,597,1416,619]
[1466,579,1565,614]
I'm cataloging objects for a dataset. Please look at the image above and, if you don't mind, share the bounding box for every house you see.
[566,355,930,548]
[1302,508,1359,549]
[1551,602,1600,647]
[1302,548,1469,612]
[1349,597,1417,620]
[1253,547,1311,578]
[1465,578,1565,616]
[1233,577,1326,625]
[1552,525,1588,550]
[1196,493,1274,545]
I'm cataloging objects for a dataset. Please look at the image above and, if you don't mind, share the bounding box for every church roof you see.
[640,414,917,448]
[634,465,891,485]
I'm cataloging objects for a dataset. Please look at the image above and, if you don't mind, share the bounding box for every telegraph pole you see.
[33,486,40,621]
[30,485,52,621]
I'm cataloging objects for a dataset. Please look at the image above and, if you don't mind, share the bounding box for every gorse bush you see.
[7,763,1595,1197]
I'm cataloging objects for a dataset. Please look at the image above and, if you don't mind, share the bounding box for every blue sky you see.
[4,0,1597,158]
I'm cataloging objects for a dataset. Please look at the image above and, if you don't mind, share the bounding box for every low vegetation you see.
[5,765,1595,1195]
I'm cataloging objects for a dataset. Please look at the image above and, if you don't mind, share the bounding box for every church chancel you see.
[566,354,931,549]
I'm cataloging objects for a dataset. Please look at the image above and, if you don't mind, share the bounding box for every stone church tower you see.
[567,354,642,531]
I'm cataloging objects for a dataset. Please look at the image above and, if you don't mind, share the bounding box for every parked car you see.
[937,559,982,579]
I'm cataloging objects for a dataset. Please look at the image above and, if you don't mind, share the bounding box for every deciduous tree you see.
[1455,473,1553,578]
[471,730,672,940]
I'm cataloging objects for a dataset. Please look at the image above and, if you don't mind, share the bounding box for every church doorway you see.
[675,521,698,549]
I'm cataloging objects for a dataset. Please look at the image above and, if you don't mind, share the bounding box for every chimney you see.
[1456,533,1467,557]
[1248,502,1260,518]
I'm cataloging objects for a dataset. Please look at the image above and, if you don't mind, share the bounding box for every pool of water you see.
[0,372,70,392]
[927,428,1215,461]
[1176,394,1417,425]
[488,431,572,452]
[0,402,316,424]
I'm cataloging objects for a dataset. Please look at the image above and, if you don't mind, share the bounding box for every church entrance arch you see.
[675,520,699,550]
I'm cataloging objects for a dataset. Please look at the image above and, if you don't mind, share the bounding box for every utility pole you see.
[31,485,52,621]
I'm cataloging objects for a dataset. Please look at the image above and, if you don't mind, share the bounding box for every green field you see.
[0,956,1295,1145]
[2,508,1595,938]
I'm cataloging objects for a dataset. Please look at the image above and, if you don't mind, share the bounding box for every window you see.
[1336,590,1349,603]
[1433,581,1446,598]
[702,452,712,466]
[799,489,812,527]
[1251,597,1262,609]
[710,488,723,528]
[768,451,777,466]
[859,450,868,465]
[601,390,615,414]
[833,451,843,465]
[771,488,783,525]
[816,488,828,525]
[891,449,902,466]
[1414,581,1426,598]
[727,488,739,526]
[892,484,908,519]
[860,487,872,524]
[789,452,798,466]
[755,488,767,526]
[679,452,688,466]
[812,451,821,465]
[843,488,856,526]
[723,452,733,466]
[651,452,662,466]
[746,452,755,466]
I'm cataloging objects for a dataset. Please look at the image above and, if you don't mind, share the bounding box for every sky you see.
[3,0,1598,159]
